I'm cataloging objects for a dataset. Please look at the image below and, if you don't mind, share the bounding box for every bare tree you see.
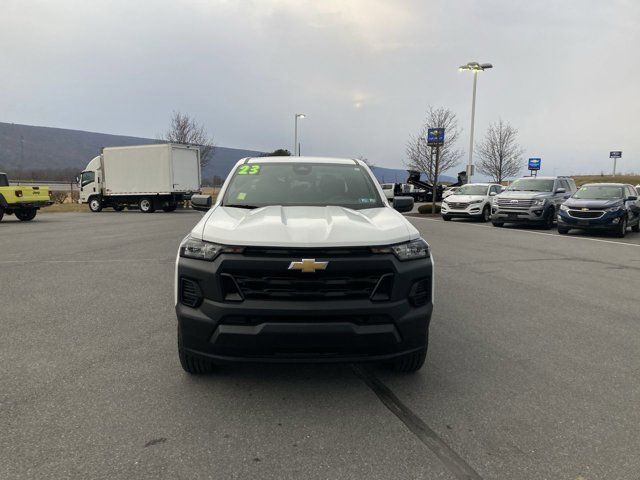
[161,112,215,168]
[476,119,524,182]
[406,106,463,213]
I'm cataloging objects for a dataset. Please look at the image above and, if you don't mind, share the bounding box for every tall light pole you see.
[459,62,492,182]
[294,113,306,156]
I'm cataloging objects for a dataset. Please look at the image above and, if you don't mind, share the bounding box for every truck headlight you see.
[469,199,483,204]
[533,198,546,206]
[560,204,569,211]
[371,238,429,261]
[607,204,623,212]
[179,236,244,261]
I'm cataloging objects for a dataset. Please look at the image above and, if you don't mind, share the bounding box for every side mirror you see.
[392,196,414,213]
[75,176,80,184]
[489,191,497,196]
[627,196,638,201]
[191,194,213,211]
[555,187,566,194]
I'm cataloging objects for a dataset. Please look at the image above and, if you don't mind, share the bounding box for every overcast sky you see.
[2,0,639,176]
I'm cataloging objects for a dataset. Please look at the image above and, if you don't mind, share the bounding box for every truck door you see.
[79,171,95,203]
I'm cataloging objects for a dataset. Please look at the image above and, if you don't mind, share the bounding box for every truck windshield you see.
[507,178,554,192]
[455,185,488,196]
[222,163,384,210]
[81,171,95,187]
[0,173,8,187]
[573,185,624,200]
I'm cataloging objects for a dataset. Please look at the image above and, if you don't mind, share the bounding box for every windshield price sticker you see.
[237,165,261,175]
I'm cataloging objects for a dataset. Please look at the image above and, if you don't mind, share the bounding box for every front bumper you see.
[491,205,547,223]
[441,202,485,217]
[176,251,433,363]
[558,210,624,229]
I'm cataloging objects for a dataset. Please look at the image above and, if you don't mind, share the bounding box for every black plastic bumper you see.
[176,252,433,363]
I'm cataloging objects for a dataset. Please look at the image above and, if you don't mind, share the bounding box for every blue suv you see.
[557,183,640,237]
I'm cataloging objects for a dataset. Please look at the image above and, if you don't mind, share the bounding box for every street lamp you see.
[459,62,493,182]
[294,113,306,156]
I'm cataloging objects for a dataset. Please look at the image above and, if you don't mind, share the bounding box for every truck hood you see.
[195,205,418,247]
[445,195,485,202]
[497,191,552,200]
[563,198,622,209]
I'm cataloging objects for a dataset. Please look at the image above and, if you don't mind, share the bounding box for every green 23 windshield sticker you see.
[237,165,261,175]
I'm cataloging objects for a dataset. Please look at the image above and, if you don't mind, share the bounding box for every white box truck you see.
[79,144,201,213]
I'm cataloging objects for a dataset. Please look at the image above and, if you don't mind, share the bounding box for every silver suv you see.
[491,176,577,229]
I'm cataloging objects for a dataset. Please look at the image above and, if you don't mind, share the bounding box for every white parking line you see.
[409,216,640,248]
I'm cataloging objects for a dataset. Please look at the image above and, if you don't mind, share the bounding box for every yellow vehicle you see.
[0,172,53,222]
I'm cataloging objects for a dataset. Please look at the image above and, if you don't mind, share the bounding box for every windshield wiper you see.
[224,204,259,209]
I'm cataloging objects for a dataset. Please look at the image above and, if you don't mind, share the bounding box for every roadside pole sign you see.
[528,158,541,177]
[610,151,622,175]
[427,128,445,147]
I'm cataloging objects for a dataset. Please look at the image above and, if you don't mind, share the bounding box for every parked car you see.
[0,172,53,222]
[491,176,577,229]
[441,183,503,222]
[442,187,460,199]
[176,157,433,373]
[380,183,395,200]
[558,183,640,237]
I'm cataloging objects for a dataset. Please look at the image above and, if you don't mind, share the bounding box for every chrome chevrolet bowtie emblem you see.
[288,258,328,273]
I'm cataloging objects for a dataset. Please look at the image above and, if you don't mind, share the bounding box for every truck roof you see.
[244,156,359,165]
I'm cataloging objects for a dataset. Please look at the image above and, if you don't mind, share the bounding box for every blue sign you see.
[427,128,445,146]
[610,151,622,158]
[528,158,541,171]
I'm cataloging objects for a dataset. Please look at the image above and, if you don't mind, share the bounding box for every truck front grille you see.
[222,271,392,301]
[447,202,469,209]
[497,198,535,209]
[568,210,604,219]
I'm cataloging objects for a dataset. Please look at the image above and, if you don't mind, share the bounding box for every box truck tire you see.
[89,197,103,212]
[139,198,155,213]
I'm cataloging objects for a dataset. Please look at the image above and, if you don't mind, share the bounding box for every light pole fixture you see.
[294,113,306,156]
[459,62,492,182]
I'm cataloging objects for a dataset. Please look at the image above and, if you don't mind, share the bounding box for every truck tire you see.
[392,347,427,373]
[89,197,103,212]
[481,205,491,222]
[0,207,4,222]
[139,198,155,213]
[162,204,177,212]
[113,205,125,212]
[542,207,555,230]
[178,326,214,374]
[15,208,37,221]
[616,215,627,238]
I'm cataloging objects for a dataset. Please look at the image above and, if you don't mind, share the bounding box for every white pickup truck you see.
[175,157,434,374]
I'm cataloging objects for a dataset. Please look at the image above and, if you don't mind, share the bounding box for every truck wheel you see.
[178,326,214,374]
[162,204,177,212]
[542,208,555,230]
[392,347,427,373]
[139,198,155,213]
[481,205,491,222]
[616,216,627,238]
[0,207,4,222]
[89,198,103,212]
[15,208,37,221]
[113,205,125,212]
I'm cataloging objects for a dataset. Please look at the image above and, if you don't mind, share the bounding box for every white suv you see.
[441,183,503,222]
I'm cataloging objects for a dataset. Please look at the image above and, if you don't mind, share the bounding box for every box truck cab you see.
[80,144,201,213]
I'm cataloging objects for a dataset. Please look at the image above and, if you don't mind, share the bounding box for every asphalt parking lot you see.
[2,210,639,479]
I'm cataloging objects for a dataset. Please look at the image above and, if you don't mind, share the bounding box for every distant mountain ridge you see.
[0,122,455,183]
